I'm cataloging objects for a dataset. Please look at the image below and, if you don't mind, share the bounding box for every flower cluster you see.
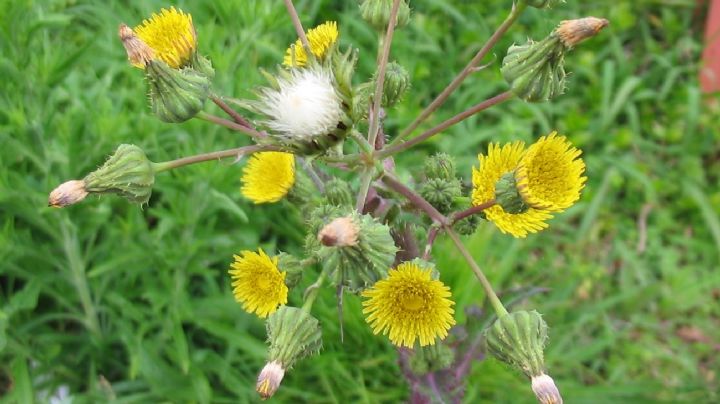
[48,1,608,402]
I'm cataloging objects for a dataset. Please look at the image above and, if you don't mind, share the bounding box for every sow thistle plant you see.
[49,1,608,402]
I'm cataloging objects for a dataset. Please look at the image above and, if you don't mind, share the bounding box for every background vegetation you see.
[1,0,718,402]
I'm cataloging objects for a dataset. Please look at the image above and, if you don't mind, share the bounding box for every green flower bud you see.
[502,17,608,103]
[277,253,304,289]
[494,172,529,214]
[352,82,373,121]
[257,306,323,399]
[377,61,410,108]
[81,144,155,205]
[484,310,547,378]
[317,212,398,292]
[501,36,566,103]
[424,153,457,181]
[332,46,359,108]
[190,52,215,80]
[420,178,462,214]
[146,60,210,123]
[360,0,411,32]
[409,343,455,375]
[522,0,564,8]
[266,306,323,369]
[324,178,354,207]
[454,214,480,236]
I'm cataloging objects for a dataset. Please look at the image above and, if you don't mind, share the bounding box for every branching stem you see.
[153,145,278,172]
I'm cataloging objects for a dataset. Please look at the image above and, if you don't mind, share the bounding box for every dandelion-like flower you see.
[284,21,339,67]
[133,7,196,69]
[472,142,553,238]
[362,262,456,348]
[229,249,288,318]
[241,152,296,204]
[515,132,586,212]
[259,68,343,140]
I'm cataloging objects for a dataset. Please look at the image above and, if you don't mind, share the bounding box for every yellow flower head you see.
[516,132,586,212]
[283,21,339,67]
[133,7,196,69]
[241,152,296,204]
[472,142,553,238]
[229,249,288,318]
[362,262,456,348]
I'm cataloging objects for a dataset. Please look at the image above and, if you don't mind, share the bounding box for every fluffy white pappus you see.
[260,68,343,140]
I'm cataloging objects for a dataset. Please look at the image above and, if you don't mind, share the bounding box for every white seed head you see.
[256,360,285,400]
[531,373,563,404]
[260,68,343,140]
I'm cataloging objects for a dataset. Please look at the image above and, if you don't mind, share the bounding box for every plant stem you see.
[355,169,374,212]
[209,94,255,131]
[302,272,326,313]
[378,91,514,158]
[283,0,311,53]
[196,111,265,138]
[444,226,508,317]
[382,174,448,225]
[451,199,496,224]
[299,157,325,193]
[422,225,441,260]
[367,0,402,148]
[153,145,278,173]
[391,3,527,145]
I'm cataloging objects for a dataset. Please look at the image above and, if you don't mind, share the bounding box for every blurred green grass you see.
[1,0,719,402]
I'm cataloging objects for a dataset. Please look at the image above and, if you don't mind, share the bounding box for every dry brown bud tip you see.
[556,17,609,47]
[118,23,154,67]
[48,180,88,208]
[318,217,359,247]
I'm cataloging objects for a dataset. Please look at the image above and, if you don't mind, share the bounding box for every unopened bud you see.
[501,16,608,102]
[324,178,354,207]
[119,24,154,68]
[360,0,411,32]
[420,178,462,214]
[278,253,304,288]
[256,360,285,400]
[146,60,210,123]
[267,306,322,369]
[532,374,563,404]
[494,172,529,214]
[484,310,548,378]
[48,180,88,208]
[424,153,457,181]
[378,61,410,108]
[556,17,609,48]
[409,343,455,375]
[318,216,359,247]
[83,144,155,205]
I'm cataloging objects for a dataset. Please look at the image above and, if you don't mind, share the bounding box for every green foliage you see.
[0,0,718,403]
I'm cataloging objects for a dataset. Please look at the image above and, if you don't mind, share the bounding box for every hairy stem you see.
[209,94,256,131]
[422,225,441,260]
[153,145,278,172]
[451,199,496,224]
[283,0,311,54]
[378,91,514,158]
[367,0,402,148]
[196,111,265,138]
[391,3,527,145]
[382,174,448,225]
[302,271,326,313]
[445,227,508,317]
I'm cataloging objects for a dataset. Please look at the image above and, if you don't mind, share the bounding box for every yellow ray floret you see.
[229,249,288,318]
[515,132,586,212]
[134,7,196,69]
[362,262,456,348]
[472,142,553,238]
[283,21,339,67]
[241,152,296,204]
